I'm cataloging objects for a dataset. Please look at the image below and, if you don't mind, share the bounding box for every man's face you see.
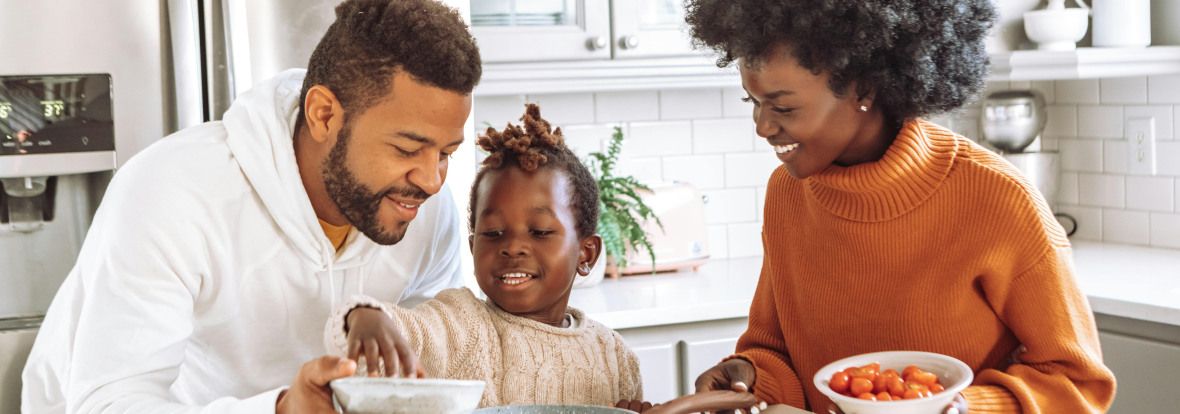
[322,72,470,245]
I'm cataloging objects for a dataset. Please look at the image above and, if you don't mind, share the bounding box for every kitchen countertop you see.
[570,241,1180,330]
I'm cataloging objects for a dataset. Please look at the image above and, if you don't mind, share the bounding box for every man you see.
[21,0,480,412]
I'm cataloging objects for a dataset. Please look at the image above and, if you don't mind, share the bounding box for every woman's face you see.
[739,43,884,179]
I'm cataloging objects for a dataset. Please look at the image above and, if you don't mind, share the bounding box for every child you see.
[323,104,642,407]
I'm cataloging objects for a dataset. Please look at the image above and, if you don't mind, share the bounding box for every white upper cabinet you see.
[472,0,612,63]
[473,0,701,64]
[610,0,699,59]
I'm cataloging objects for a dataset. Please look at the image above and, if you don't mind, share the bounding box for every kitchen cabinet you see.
[472,0,699,64]
[1095,313,1180,414]
[616,317,748,401]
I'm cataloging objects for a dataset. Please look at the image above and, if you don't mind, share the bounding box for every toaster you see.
[612,181,710,277]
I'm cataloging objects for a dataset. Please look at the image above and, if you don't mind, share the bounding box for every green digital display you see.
[0,102,10,119]
[39,100,65,118]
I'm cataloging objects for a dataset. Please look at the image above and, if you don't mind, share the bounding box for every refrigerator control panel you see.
[0,74,114,156]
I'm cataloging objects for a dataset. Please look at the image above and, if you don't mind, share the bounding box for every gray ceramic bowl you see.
[473,406,638,414]
[329,377,485,414]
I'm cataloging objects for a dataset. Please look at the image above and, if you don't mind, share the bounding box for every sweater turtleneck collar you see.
[804,119,959,222]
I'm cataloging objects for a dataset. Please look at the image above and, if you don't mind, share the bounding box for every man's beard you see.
[322,124,431,245]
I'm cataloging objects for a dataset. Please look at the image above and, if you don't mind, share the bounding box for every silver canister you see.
[980,90,1047,154]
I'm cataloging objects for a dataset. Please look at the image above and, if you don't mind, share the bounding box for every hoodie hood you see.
[220,68,376,269]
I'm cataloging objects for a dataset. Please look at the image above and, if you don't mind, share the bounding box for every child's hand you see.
[345,307,423,378]
[615,399,655,412]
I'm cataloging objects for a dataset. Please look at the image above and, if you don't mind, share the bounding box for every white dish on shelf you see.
[1024,0,1090,51]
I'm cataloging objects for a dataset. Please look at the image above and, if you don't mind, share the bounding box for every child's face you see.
[470,167,600,326]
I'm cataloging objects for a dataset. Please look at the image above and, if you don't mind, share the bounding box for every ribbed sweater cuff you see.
[737,351,807,408]
[961,385,1021,413]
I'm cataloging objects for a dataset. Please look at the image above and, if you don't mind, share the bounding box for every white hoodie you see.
[20,69,464,414]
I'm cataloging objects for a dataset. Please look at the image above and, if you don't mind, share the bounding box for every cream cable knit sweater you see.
[326,288,643,407]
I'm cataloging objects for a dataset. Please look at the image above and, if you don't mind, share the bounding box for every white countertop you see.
[571,241,1180,330]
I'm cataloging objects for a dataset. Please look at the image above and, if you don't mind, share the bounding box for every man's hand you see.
[276,356,356,414]
[643,390,764,414]
[346,307,423,378]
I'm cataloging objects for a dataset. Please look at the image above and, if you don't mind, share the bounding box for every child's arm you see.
[323,288,489,378]
[615,333,644,400]
[323,295,422,377]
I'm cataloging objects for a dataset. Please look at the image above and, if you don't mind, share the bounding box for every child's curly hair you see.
[469,104,600,239]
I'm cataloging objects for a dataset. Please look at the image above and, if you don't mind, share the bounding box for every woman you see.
[685,1,1116,413]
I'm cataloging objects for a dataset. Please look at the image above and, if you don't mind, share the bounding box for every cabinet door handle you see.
[587,36,609,50]
[621,35,640,50]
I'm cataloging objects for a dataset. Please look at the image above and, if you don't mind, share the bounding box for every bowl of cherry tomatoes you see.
[813,351,973,414]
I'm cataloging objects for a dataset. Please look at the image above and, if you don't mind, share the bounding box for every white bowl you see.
[813,351,973,414]
[330,377,486,414]
[1023,8,1089,51]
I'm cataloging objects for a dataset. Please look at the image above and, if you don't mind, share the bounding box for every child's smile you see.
[472,167,596,327]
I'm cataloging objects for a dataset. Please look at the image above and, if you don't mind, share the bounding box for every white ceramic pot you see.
[1092,0,1151,47]
[1024,2,1090,51]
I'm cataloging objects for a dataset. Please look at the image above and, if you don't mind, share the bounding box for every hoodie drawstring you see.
[327,259,337,311]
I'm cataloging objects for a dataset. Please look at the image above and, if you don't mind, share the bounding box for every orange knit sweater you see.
[739,119,1115,413]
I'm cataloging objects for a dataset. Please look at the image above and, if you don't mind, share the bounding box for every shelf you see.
[475,46,1180,96]
[476,55,739,96]
[989,46,1180,81]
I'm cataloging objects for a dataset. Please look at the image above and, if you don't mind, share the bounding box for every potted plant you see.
[580,126,663,284]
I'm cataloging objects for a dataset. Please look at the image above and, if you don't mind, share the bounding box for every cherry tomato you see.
[829,372,851,394]
[910,370,939,386]
[857,393,877,401]
[902,364,921,378]
[930,383,946,393]
[850,377,874,396]
[885,376,906,397]
[876,392,893,401]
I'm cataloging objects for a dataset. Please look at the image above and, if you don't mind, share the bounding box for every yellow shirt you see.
[318,219,351,251]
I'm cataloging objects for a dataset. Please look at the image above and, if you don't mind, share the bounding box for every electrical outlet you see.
[1126,117,1156,175]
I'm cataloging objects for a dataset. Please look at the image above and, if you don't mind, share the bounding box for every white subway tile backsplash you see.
[659,89,723,120]
[1147,74,1180,104]
[1078,174,1125,208]
[560,124,610,157]
[1077,106,1124,139]
[722,87,751,119]
[595,91,659,123]
[1150,213,1180,248]
[1031,81,1056,104]
[724,152,781,187]
[727,222,763,258]
[756,186,767,221]
[1059,172,1079,204]
[663,155,726,189]
[707,224,729,259]
[1058,204,1102,241]
[627,121,693,157]
[526,93,596,125]
[1100,77,1148,104]
[1055,79,1100,104]
[1159,142,1180,176]
[1060,139,1104,172]
[617,157,663,185]
[1044,105,1077,138]
[1126,177,1175,212]
[1102,209,1151,245]
[474,95,526,128]
[1102,141,1127,174]
[702,188,757,224]
[693,119,755,154]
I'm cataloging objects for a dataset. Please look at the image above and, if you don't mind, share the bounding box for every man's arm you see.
[27,159,286,414]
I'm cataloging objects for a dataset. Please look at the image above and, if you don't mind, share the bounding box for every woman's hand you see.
[695,357,757,392]
[826,393,968,414]
[345,307,422,378]
[642,390,765,414]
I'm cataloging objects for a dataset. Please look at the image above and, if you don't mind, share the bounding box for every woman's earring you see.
[858,105,869,112]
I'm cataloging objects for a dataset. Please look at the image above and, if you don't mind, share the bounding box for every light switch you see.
[1126,117,1156,175]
